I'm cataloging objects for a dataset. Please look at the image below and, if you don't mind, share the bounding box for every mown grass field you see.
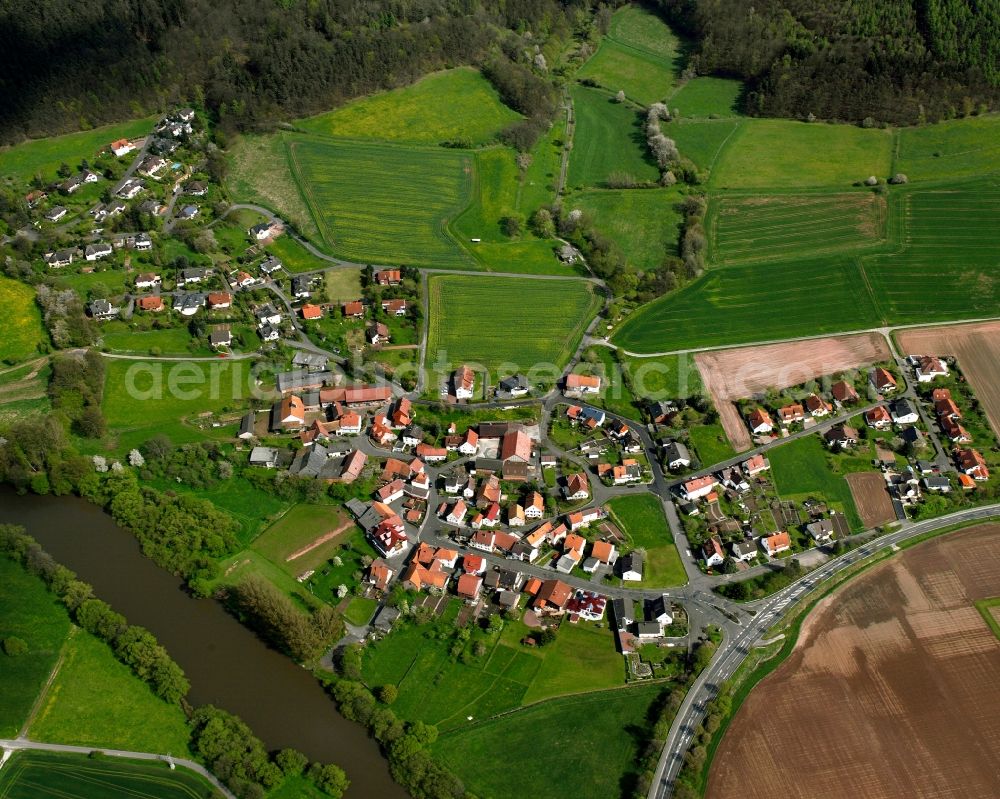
[895,114,1000,181]
[568,86,660,189]
[708,191,888,265]
[361,601,623,731]
[0,116,156,183]
[0,277,44,364]
[432,684,663,799]
[29,631,192,756]
[287,134,473,268]
[606,493,687,587]
[0,557,71,738]
[769,435,863,531]
[99,326,200,356]
[296,68,520,145]
[664,118,741,173]
[426,274,601,378]
[688,422,736,466]
[863,184,1000,323]
[572,187,684,270]
[614,255,881,352]
[251,503,354,576]
[710,119,894,189]
[451,147,571,275]
[225,134,322,243]
[265,234,323,274]
[324,268,362,302]
[670,77,743,118]
[0,751,220,799]
[623,352,704,399]
[520,115,566,213]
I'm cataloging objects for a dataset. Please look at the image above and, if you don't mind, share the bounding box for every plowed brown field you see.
[897,321,1000,438]
[696,333,891,451]
[845,471,896,528]
[707,523,1000,799]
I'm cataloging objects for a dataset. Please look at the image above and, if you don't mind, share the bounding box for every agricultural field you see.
[572,187,684,271]
[286,134,473,268]
[708,524,1000,799]
[29,631,192,756]
[613,256,881,353]
[708,192,888,265]
[845,471,896,528]
[0,751,220,799]
[709,119,894,189]
[361,601,623,731]
[0,557,71,738]
[665,119,741,174]
[250,503,357,578]
[432,684,664,799]
[425,274,601,384]
[895,114,1000,181]
[768,435,862,531]
[296,68,520,146]
[862,183,1000,323]
[670,77,743,118]
[0,276,44,364]
[225,134,322,243]
[0,116,155,183]
[568,86,660,189]
[606,494,687,587]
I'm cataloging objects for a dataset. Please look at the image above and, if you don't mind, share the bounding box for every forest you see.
[656,0,1000,124]
[0,0,583,143]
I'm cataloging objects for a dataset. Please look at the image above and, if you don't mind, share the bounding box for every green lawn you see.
[29,632,192,756]
[227,134,323,243]
[296,68,520,146]
[265,235,325,274]
[664,118,742,173]
[0,116,156,183]
[606,494,687,587]
[572,187,684,271]
[708,191,888,265]
[99,326,201,356]
[568,86,660,189]
[251,503,355,576]
[613,255,881,352]
[622,352,703,400]
[895,114,1000,182]
[0,751,221,799]
[688,422,736,464]
[343,597,379,627]
[0,277,44,364]
[426,274,600,382]
[768,435,863,530]
[324,268,362,302]
[710,119,894,189]
[286,134,474,268]
[101,358,256,451]
[432,684,664,799]
[0,557,71,738]
[518,621,625,704]
[670,77,743,118]
[53,269,131,299]
[520,115,566,214]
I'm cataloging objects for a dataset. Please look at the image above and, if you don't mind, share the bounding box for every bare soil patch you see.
[897,321,1000,438]
[845,471,895,528]
[285,520,354,562]
[696,333,890,451]
[707,523,1000,799]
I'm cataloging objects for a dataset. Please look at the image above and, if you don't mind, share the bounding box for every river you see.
[0,487,407,799]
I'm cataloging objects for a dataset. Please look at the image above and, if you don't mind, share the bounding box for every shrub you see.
[2,636,28,656]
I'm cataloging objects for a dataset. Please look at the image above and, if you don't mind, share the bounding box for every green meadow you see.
[665,118,741,173]
[670,77,743,118]
[296,68,520,145]
[265,234,324,273]
[0,116,156,183]
[572,187,684,270]
[895,114,1000,181]
[578,40,676,106]
[623,352,704,399]
[568,86,660,189]
[0,276,44,363]
[768,435,863,530]
[710,119,894,189]
[606,493,687,587]
[250,503,355,576]
[426,274,601,378]
[287,134,473,268]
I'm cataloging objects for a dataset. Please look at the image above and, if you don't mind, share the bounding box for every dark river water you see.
[0,487,407,799]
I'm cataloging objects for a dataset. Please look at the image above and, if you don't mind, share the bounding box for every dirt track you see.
[707,523,1000,799]
[897,321,1000,438]
[696,334,891,451]
[845,471,896,528]
[286,520,354,561]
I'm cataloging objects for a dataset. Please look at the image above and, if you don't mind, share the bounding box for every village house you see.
[456,573,483,603]
[390,398,412,429]
[382,299,407,316]
[374,269,401,286]
[914,356,948,383]
[662,440,691,470]
[85,242,113,261]
[956,448,990,481]
[760,531,792,558]
[207,292,232,310]
[458,428,478,456]
[747,408,774,435]
[681,474,717,501]
[865,405,893,430]
[469,529,496,552]
[249,446,280,468]
[743,453,769,476]
[564,373,601,395]
[134,272,161,289]
[366,560,394,593]
[249,221,281,241]
[924,475,952,493]
[44,249,74,267]
[730,540,757,562]
[831,380,860,404]
[619,552,643,581]
[110,138,136,157]
[87,299,119,320]
[870,367,898,394]
[44,205,68,222]
[453,365,475,400]
[777,404,806,425]
[532,579,573,614]
[567,507,602,532]
[806,518,835,543]
[273,394,306,430]
[941,417,972,443]
[209,325,232,349]
[137,295,165,312]
[802,393,831,417]
[702,536,724,568]
[342,300,364,319]
[415,442,447,462]
[525,492,545,519]
[824,424,859,449]
[367,321,390,345]
[497,374,530,397]
[301,304,323,321]
[565,590,607,622]
[445,500,467,525]
[890,399,919,425]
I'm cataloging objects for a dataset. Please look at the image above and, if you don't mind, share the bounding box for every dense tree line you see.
[0,0,586,143]
[655,0,1000,124]
[35,285,95,350]
[48,349,106,438]
[0,524,190,703]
